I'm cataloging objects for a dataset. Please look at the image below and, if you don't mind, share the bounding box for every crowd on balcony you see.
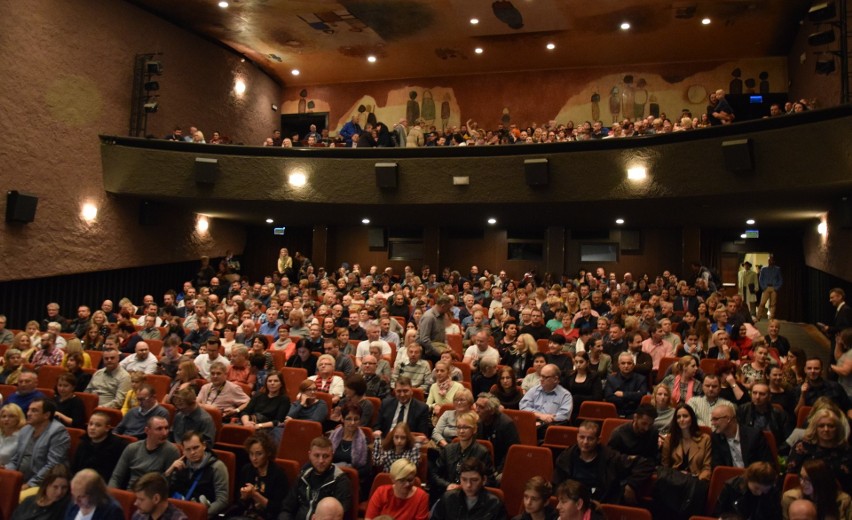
[0,247,848,519]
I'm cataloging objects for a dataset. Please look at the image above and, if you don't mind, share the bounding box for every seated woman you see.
[427,361,465,412]
[431,458,506,520]
[240,370,291,431]
[309,354,344,405]
[372,422,423,474]
[522,352,548,392]
[733,323,755,360]
[491,366,523,410]
[565,352,602,421]
[661,356,703,405]
[554,479,604,520]
[0,403,26,467]
[64,352,92,392]
[586,337,612,379]
[652,384,675,435]
[739,343,770,390]
[431,411,496,501]
[432,349,464,382]
[365,458,429,520]
[164,360,201,405]
[329,403,370,496]
[53,373,87,430]
[512,476,558,520]
[503,333,535,379]
[285,339,317,377]
[786,396,850,447]
[707,330,739,362]
[782,458,852,520]
[714,461,781,518]
[284,379,329,425]
[658,403,711,516]
[10,463,71,520]
[716,360,748,405]
[432,388,474,447]
[787,408,852,493]
[62,339,92,369]
[328,374,375,429]
[121,371,147,415]
[232,433,288,519]
[676,328,706,360]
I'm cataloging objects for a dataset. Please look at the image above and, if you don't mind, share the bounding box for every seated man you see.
[85,348,132,409]
[710,403,774,469]
[471,358,499,397]
[185,316,215,354]
[519,363,573,438]
[110,415,181,489]
[358,354,390,399]
[115,383,170,439]
[132,472,188,520]
[375,376,432,438]
[30,332,64,368]
[474,392,520,480]
[736,382,790,450]
[463,330,500,371]
[166,431,230,517]
[604,352,647,417]
[138,315,162,341]
[6,368,46,413]
[72,411,129,482]
[278,436,352,520]
[606,404,659,462]
[171,387,217,444]
[324,338,355,377]
[119,341,159,374]
[553,420,654,505]
[68,469,126,519]
[197,361,250,419]
[688,374,733,427]
[544,335,574,384]
[431,458,507,520]
[391,343,432,391]
[194,337,230,379]
[4,398,70,495]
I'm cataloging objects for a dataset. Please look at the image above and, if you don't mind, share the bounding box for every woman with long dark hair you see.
[491,366,523,410]
[565,352,602,421]
[782,458,852,520]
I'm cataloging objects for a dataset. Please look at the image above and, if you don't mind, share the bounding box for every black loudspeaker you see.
[835,196,852,229]
[5,191,38,223]
[808,29,835,46]
[524,158,549,186]
[367,227,385,248]
[195,157,219,184]
[139,200,159,226]
[619,229,642,251]
[809,1,837,22]
[722,139,754,173]
[375,162,398,189]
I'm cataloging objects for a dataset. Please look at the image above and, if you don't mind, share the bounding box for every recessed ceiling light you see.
[701,17,711,25]
[367,55,377,63]
[487,218,497,225]
[746,219,755,225]
[361,218,371,224]
[615,218,625,225]
[470,18,479,25]
[546,43,556,50]
[218,1,228,8]
[291,69,300,76]
[81,203,98,222]
[740,233,747,239]
[620,22,631,30]
[265,218,274,224]
[197,216,209,233]
[626,166,647,180]
[474,47,484,54]
[234,79,246,95]
[288,172,306,187]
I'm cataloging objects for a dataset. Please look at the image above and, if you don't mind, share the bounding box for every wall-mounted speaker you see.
[367,227,386,248]
[834,196,852,229]
[375,162,398,189]
[5,191,38,223]
[139,200,160,226]
[524,158,549,186]
[722,139,754,173]
[195,157,219,184]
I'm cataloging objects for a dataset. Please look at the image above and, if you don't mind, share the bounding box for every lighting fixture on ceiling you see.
[746,219,755,225]
[367,55,377,63]
[361,218,371,224]
[265,218,274,224]
[81,203,98,222]
[487,218,497,225]
[701,18,711,25]
[218,1,228,8]
[546,43,556,50]
[740,233,747,239]
[615,218,625,225]
[474,47,483,54]
[197,216,210,233]
[620,22,631,30]
[470,18,479,25]
[234,79,246,95]
[291,69,300,76]
[818,220,828,236]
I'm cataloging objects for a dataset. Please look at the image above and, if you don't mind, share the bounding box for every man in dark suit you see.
[673,285,699,315]
[710,403,774,469]
[374,376,431,438]
[820,288,852,338]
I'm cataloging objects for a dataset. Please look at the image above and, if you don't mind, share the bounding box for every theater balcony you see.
[101,105,852,229]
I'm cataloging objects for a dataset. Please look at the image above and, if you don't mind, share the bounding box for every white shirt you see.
[726,427,745,468]
[356,339,391,359]
[119,352,159,374]
[194,354,231,379]
[463,345,500,368]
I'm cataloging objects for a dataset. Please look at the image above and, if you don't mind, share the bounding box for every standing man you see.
[738,262,759,319]
[819,288,852,339]
[757,255,782,321]
[418,295,451,362]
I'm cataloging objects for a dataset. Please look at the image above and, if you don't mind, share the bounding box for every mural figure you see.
[298,89,308,114]
[759,72,770,94]
[744,78,756,94]
[649,94,660,118]
[357,104,367,128]
[421,89,436,125]
[366,104,377,127]
[729,68,743,95]
[492,0,524,29]
[591,90,600,122]
[406,91,420,126]
[634,78,648,120]
[501,107,511,126]
[307,100,315,112]
[441,94,451,131]
[299,9,366,34]
[609,86,621,123]
[298,13,335,34]
[621,75,635,120]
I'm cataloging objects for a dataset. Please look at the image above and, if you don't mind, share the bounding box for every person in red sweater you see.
[365,458,429,520]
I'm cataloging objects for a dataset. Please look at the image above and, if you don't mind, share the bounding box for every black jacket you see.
[278,465,351,520]
[714,476,781,519]
[71,434,129,483]
[477,412,520,472]
[711,424,774,469]
[432,489,508,520]
[554,445,654,504]
[431,441,496,492]
[375,396,432,437]
[736,403,791,448]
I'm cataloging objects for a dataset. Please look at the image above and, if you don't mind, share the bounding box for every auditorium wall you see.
[0,0,281,282]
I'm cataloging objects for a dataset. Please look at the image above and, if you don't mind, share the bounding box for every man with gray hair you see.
[519,363,573,439]
[474,392,519,479]
[418,295,452,362]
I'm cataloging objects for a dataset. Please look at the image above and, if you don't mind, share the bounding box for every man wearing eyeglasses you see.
[519,364,573,439]
[710,403,773,469]
[114,384,169,439]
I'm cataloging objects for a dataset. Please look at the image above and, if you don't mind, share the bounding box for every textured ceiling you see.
[129,0,810,87]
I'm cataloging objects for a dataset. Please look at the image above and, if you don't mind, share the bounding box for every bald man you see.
[311,497,344,520]
[787,498,817,520]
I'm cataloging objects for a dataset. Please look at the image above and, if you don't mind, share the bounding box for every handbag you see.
[653,465,707,515]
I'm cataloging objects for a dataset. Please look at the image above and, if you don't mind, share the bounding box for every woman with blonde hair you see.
[787,408,852,492]
[653,384,675,434]
[365,458,429,520]
[0,403,26,466]
[121,371,147,415]
[23,322,41,356]
[62,338,92,369]
[432,388,474,447]
[426,361,464,411]
[503,333,536,378]
[662,355,703,404]
[372,422,422,473]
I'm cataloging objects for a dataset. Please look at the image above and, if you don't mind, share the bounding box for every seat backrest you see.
[435,403,455,419]
[446,334,464,359]
[451,361,472,382]
[281,367,308,401]
[600,418,631,445]
[212,448,237,499]
[37,387,55,399]
[500,445,553,515]
[338,465,360,520]
[76,392,100,421]
[0,468,23,520]
[577,400,618,421]
[85,350,103,368]
[599,503,653,520]
[797,405,812,428]
[763,430,778,469]
[314,392,335,418]
[275,458,302,488]
[146,339,164,357]
[269,349,286,371]
[277,419,323,464]
[94,407,124,430]
[145,374,172,402]
[0,384,15,400]
[364,396,381,426]
[411,387,425,402]
[699,358,720,378]
[706,466,745,515]
[37,364,68,390]
[542,426,578,448]
[656,357,680,382]
[67,427,86,460]
[216,424,254,447]
[640,394,653,406]
[783,473,800,493]
[199,404,224,436]
[108,487,137,520]
[168,498,208,520]
[503,408,538,446]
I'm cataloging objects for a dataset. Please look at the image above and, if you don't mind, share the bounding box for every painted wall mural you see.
[281,57,786,135]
